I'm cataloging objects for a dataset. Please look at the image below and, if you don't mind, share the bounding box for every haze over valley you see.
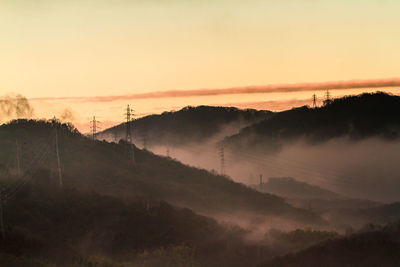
[2,0,400,266]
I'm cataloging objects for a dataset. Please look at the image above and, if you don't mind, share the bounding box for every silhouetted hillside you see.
[358,202,400,223]
[260,221,400,267]
[0,120,321,226]
[255,177,338,200]
[225,92,400,152]
[0,182,277,266]
[98,105,272,147]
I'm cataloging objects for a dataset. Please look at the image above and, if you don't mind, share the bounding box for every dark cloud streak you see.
[30,77,400,103]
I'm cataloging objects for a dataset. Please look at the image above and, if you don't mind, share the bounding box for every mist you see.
[0,94,34,123]
[59,107,76,123]
[139,134,400,203]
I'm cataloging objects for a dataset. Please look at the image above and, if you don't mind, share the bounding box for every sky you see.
[1,0,400,132]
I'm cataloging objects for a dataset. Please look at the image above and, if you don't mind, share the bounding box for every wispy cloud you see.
[217,99,318,111]
[30,77,400,103]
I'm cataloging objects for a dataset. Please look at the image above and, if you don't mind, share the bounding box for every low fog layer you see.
[144,137,400,203]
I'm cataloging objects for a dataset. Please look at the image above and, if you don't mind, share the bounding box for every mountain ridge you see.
[224,92,400,152]
[97,105,272,147]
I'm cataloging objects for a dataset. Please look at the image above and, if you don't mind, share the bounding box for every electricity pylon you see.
[124,105,135,164]
[219,144,225,175]
[312,94,317,108]
[324,90,332,105]
[90,116,101,141]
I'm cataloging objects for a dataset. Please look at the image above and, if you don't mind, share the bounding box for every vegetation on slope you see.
[260,221,400,267]
[0,119,321,226]
[0,181,275,266]
[225,92,400,152]
[98,105,272,146]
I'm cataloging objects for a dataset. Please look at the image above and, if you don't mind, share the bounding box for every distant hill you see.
[97,105,272,147]
[225,92,400,152]
[261,221,400,267]
[358,202,400,223]
[0,119,321,226]
[329,202,400,227]
[255,177,338,200]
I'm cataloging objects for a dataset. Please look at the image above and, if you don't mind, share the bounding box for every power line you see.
[229,149,371,189]
[142,133,147,150]
[0,135,54,240]
[113,127,119,143]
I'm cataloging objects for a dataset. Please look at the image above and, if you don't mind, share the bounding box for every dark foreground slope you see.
[225,92,400,152]
[98,105,272,147]
[0,182,275,266]
[260,221,400,267]
[0,120,321,225]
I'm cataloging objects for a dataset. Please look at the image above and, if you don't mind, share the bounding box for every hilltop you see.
[225,92,400,152]
[97,105,272,147]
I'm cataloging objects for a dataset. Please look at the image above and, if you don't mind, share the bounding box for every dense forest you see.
[0,119,319,225]
[261,221,400,267]
[97,106,272,147]
[0,182,277,266]
[0,119,335,265]
[225,92,400,153]
[0,94,399,266]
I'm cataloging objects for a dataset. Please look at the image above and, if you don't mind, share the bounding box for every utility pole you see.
[124,105,135,164]
[15,140,21,176]
[142,133,147,150]
[166,147,170,158]
[90,116,101,141]
[113,128,118,143]
[55,127,63,188]
[259,174,263,187]
[0,199,5,240]
[219,144,225,175]
[312,94,317,108]
[0,187,5,240]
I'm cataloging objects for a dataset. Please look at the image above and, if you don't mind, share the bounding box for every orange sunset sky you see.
[1,0,400,132]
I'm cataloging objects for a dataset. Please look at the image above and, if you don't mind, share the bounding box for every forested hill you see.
[225,92,400,152]
[97,105,272,146]
[0,183,275,266]
[0,119,320,225]
[261,221,400,267]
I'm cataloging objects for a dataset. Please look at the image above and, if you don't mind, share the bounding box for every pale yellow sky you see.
[1,0,399,131]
